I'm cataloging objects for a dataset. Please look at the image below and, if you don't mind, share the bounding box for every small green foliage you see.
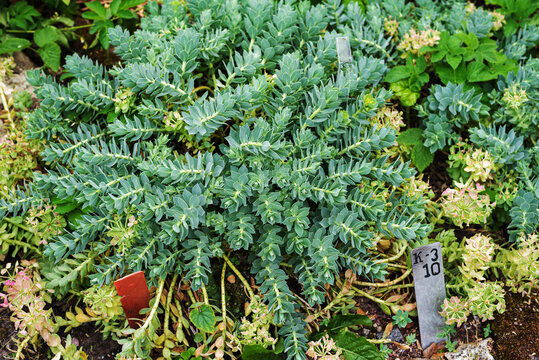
[397,128,434,172]
[386,55,429,106]
[405,333,416,345]
[437,324,457,351]
[12,90,33,111]
[177,348,203,359]
[0,0,142,70]
[392,309,412,329]
[82,0,144,49]
[379,344,392,359]
[420,31,517,85]
[483,323,492,338]
[440,296,470,327]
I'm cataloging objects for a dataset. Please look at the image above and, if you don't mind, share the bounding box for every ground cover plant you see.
[0,0,538,360]
[0,0,145,71]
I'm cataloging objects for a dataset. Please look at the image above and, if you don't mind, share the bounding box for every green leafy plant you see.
[378,344,392,359]
[1,2,435,358]
[437,324,457,352]
[405,333,416,345]
[310,314,383,360]
[385,54,429,106]
[82,0,144,49]
[483,323,492,337]
[0,0,143,71]
[485,0,539,36]
[420,31,517,85]
[391,309,412,328]
[396,128,433,172]
[0,1,75,71]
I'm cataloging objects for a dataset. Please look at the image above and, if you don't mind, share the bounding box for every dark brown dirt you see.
[492,290,539,360]
[66,323,122,360]
[423,150,451,201]
[354,291,490,360]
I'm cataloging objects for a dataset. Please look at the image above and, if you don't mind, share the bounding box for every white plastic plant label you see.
[336,36,352,64]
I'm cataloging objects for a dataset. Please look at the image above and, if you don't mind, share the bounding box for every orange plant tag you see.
[114,271,150,328]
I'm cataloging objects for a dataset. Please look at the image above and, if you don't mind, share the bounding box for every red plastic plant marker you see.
[114,271,150,329]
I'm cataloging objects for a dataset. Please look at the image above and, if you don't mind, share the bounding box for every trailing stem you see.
[222,253,255,300]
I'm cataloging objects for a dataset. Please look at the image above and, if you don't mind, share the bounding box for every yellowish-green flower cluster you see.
[397,28,441,55]
[0,120,42,190]
[83,283,124,319]
[502,83,528,109]
[461,234,497,281]
[306,334,343,360]
[0,56,15,80]
[401,176,433,199]
[441,183,495,228]
[490,11,505,31]
[227,296,277,352]
[114,87,136,113]
[465,2,477,14]
[464,149,496,183]
[371,106,404,131]
[499,233,539,295]
[468,282,506,321]
[106,211,140,255]
[440,296,470,327]
[493,176,519,209]
[384,17,399,37]
[448,141,497,183]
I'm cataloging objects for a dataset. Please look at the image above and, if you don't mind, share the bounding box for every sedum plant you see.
[440,183,495,228]
[1,1,431,359]
[437,231,538,328]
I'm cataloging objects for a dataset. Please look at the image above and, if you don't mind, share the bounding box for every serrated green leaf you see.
[446,54,462,70]
[411,143,434,172]
[431,50,446,63]
[119,0,145,10]
[415,55,427,73]
[38,42,61,71]
[390,80,420,107]
[189,304,215,333]
[86,1,107,19]
[55,201,78,214]
[0,38,31,54]
[82,11,102,20]
[447,35,462,51]
[477,40,499,63]
[110,0,122,14]
[384,66,410,83]
[466,62,498,82]
[397,128,424,146]
[34,26,58,47]
[436,63,467,85]
[333,332,383,360]
[455,32,478,49]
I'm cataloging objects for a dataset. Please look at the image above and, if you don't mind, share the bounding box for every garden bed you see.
[1,0,538,359]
